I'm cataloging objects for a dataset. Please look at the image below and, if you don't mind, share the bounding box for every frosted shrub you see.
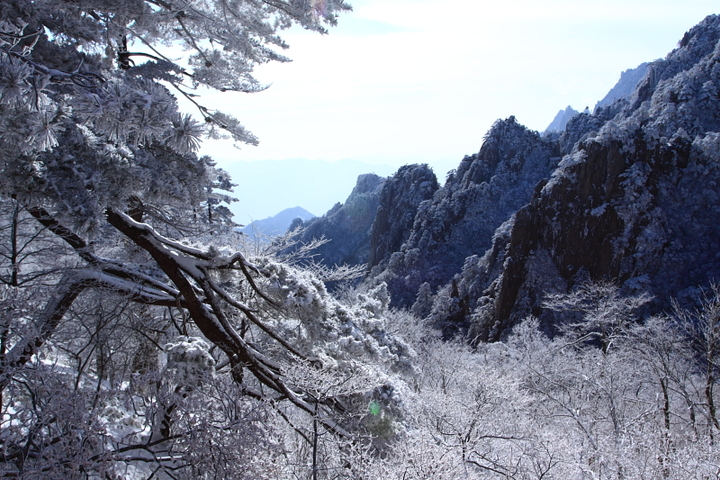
[543,280,652,352]
[542,150,586,193]
[256,259,412,370]
[165,336,216,386]
[264,259,330,310]
[693,131,720,162]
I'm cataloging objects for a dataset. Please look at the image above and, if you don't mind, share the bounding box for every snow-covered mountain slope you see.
[283,174,387,268]
[369,117,561,308]
[292,15,720,343]
[449,14,720,341]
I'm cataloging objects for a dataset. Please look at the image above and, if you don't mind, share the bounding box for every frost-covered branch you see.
[104,208,354,436]
[0,273,89,390]
[27,206,183,300]
[204,275,306,360]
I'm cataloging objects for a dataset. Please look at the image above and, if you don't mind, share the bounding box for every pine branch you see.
[105,207,352,437]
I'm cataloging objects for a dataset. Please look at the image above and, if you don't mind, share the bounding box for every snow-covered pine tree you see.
[0,1,432,478]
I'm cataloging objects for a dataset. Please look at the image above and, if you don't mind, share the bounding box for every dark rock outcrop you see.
[369,117,561,308]
[368,164,438,269]
[453,14,720,341]
[290,173,385,267]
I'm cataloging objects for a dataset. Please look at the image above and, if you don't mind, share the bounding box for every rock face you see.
[434,14,720,341]
[290,165,440,273]
[369,117,561,307]
[368,164,439,269]
[290,173,385,267]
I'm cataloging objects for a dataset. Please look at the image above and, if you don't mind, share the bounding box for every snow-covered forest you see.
[1,1,720,478]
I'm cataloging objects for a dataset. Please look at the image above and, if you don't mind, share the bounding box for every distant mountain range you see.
[241,206,315,242]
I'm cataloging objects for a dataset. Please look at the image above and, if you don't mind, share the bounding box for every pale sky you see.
[195,0,719,176]
[183,1,720,222]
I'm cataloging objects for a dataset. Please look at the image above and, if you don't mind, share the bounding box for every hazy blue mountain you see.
[242,206,315,241]
[594,62,649,110]
[220,158,396,224]
[543,106,579,135]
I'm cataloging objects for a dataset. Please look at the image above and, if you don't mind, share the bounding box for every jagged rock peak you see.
[544,106,579,135]
[595,63,649,111]
[463,14,720,341]
[449,116,546,186]
[368,164,438,269]
[369,116,560,308]
[350,173,385,196]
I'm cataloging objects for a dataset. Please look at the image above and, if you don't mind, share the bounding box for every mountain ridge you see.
[299,13,720,342]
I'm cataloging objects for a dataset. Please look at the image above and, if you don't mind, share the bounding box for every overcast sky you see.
[196,0,719,179]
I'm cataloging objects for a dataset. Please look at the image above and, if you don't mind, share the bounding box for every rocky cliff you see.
[369,117,561,307]
[428,14,720,341]
[288,173,385,268]
[290,165,441,272]
[368,164,439,269]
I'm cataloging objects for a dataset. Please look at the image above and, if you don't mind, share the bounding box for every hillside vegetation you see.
[1,1,720,477]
